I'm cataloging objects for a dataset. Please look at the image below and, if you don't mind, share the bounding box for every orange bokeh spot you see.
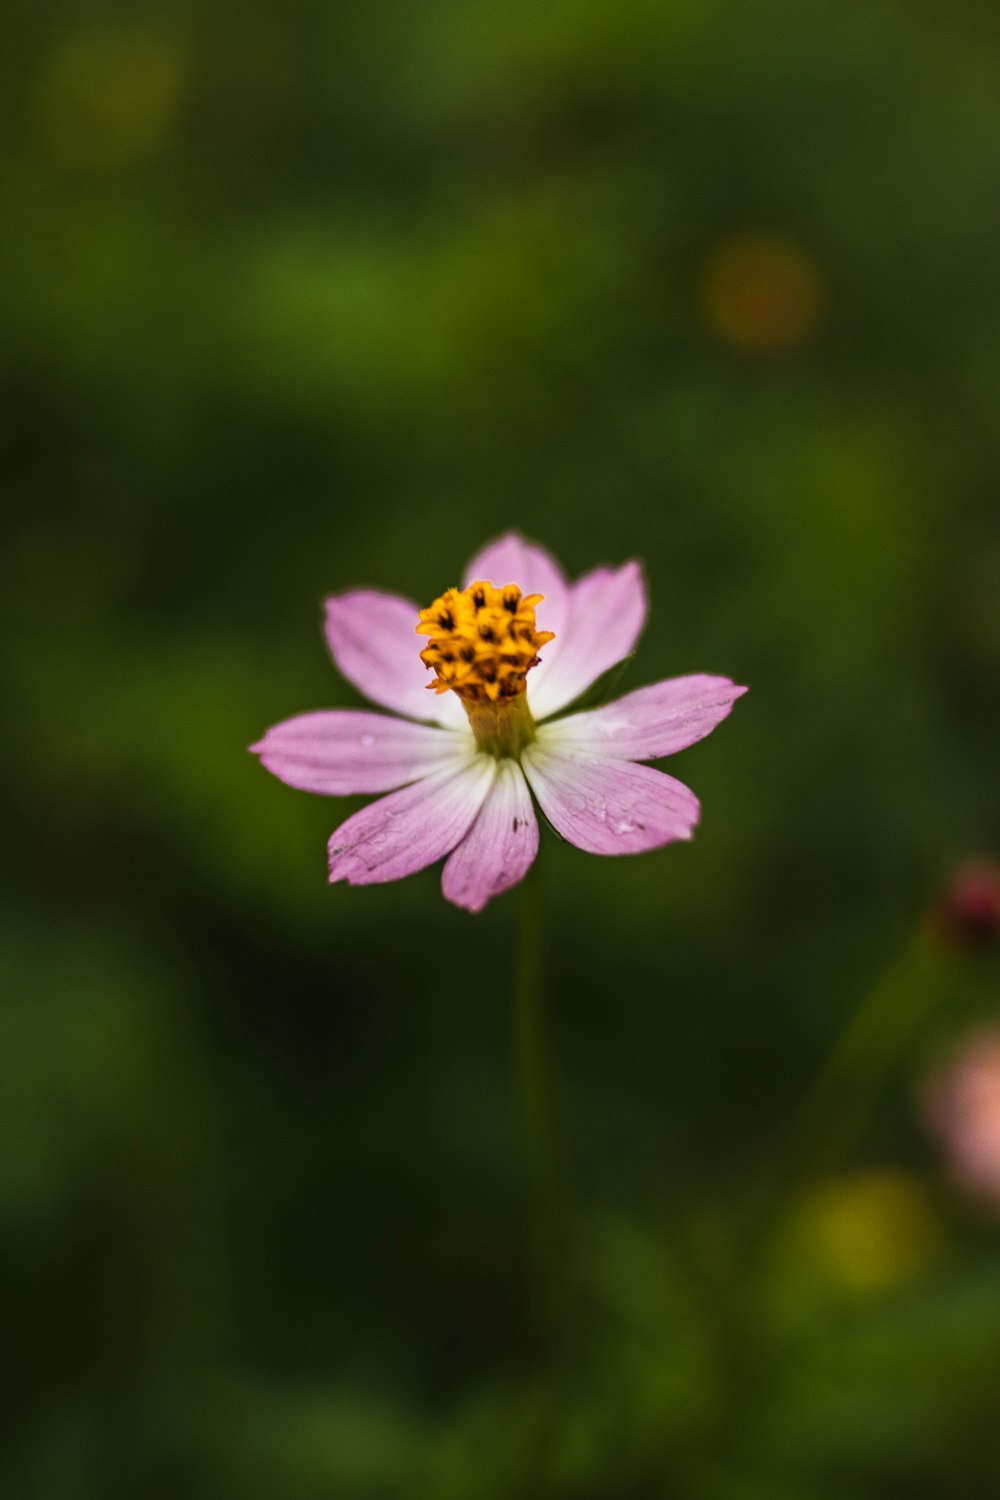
[702,232,825,352]
[35,27,185,171]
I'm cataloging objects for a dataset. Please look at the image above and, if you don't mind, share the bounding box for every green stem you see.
[515,860,558,1198]
[737,922,954,1265]
[787,922,950,1178]
[513,860,572,1357]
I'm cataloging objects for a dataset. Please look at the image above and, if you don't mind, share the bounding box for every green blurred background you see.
[4,1,1000,1495]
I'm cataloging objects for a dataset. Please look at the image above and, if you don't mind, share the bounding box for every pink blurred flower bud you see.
[934,860,1000,946]
[925,1028,1000,1209]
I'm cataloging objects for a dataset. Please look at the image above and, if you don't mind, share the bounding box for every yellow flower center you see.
[416,580,555,754]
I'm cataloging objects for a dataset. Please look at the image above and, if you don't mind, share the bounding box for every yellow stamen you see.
[416,579,555,752]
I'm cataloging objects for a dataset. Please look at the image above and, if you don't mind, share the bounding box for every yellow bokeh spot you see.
[702,232,825,352]
[35,27,185,170]
[792,1169,944,1294]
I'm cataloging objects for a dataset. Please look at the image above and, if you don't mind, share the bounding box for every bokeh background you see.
[4,1,1000,1495]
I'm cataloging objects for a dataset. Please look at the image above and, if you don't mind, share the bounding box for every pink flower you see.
[925,1029,1000,1209]
[934,859,1000,947]
[251,533,746,912]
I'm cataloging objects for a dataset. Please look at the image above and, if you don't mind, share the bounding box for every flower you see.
[251,533,746,912]
[934,859,1000,947]
[924,1028,1000,1210]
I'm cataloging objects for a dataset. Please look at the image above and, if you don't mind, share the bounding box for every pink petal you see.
[324,589,466,729]
[250,710,474,795]
[521,744,699,856]
[537,676,748,761]
[462,532,569,696]
[528,562,648,721]
[328,756,496,886]
[442,759,538,913]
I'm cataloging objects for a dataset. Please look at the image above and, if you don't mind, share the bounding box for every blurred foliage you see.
[4,0,1000,1495]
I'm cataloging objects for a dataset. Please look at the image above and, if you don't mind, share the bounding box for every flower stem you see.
[515,860,559,1200]
[735,921,954,1275]
[514,860,568,1337]
[786,922,950,1178]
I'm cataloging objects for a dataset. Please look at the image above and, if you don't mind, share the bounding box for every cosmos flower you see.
[251,534,746,912]
[925,1028,1000,1209]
